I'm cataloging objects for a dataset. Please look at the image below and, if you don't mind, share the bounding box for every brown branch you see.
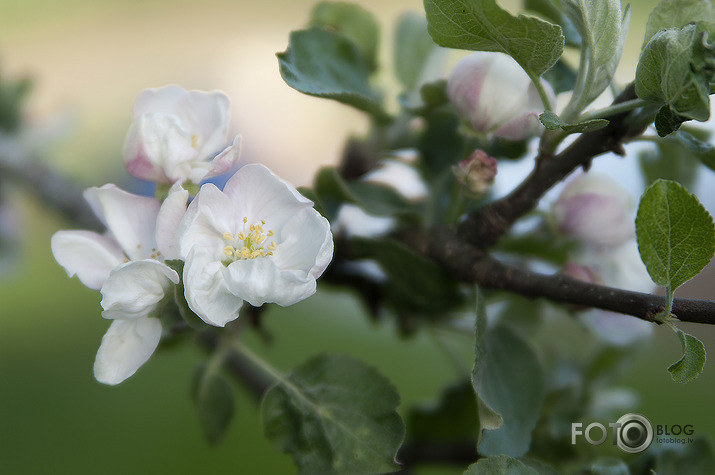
[458,84,644,248]
[428,228,715,325]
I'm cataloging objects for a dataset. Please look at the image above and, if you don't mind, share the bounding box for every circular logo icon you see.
[615,413,653,454]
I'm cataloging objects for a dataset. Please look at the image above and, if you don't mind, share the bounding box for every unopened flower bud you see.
[552,173,634,247]
[560,262,605,286]
[453,149,497,196]
[446,52,553,141]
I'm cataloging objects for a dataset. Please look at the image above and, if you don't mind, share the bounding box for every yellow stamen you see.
[223,232,235,241]
[221,218,278,264]
[191,134,199,148]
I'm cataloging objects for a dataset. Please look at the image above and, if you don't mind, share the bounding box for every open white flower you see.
[123,85,241,185]
[51,184,188,384]
[178,164,333,327]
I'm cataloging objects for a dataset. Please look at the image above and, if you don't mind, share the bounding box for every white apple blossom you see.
[447,52,554,141]
[552,172,635,248]
[178,164,333,327]
[51,184,188,384]
[123,85,241,185]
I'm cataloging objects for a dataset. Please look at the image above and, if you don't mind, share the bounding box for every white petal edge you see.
[94,317,162,385]
[51,230,124,290]
[223,257,316,307]
[156,184,189,260]
[100,260,179,320]
[183,250,243,327]
[84,185,161,261]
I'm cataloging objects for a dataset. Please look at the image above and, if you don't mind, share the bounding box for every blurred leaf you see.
[635,179,715,290]
[540,111,609,133]
[408,380,478,442]
[418,108,466,175]
[639,132,703,190]
[262,353,405,474]
[635,24,715,133]
[668,326,707,383]
[464,454,538,474]
[394,12,442,90]
[352,238,465,316]
[543,59,579,95]
[310,1,380,72]
[423,0,564,77]
[590,457,629,475]
[524,0,581,46]
[643,0,715,48]
[419,79,449,109]
[190,363,235,446]
[278,28,387,120]
[653,437,715,474]
[0,72,32,133]
[296,186,327,218]
[561,0,628,111]
[671,130,715,173]
[473,323,545,457]
[313,166,415,219]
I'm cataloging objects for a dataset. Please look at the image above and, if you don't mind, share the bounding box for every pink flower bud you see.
[452,149,497,196]
[560,262,605,286]
[446,52,553,141]
[552,173,634,247]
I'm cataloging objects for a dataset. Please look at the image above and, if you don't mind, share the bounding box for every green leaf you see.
[423,0,564,77]
[313,166,415,219]
[408,380,478,442]
[654,105,690,137]
[561,0,629,114]
[653,437,715,474]
[590,458,630,475]
[643,0,715,48]
[539,110,609,133]
[668,326,707,383]
[352,238,465,317]
[473,323,545,457]
[524,0,581,47]
[190,363,235,446]
[261,353,405,474]
[310,1,380,72]
[464,454,539,475]
[542,59,579,95]
[277,28,387,119]
[418,108,466,175]
[635,179,715,290]
[638,131,704,190]
[394,12,445,91]
[635,23,715,125]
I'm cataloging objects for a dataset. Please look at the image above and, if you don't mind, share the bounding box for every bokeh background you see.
[2,0,714,473]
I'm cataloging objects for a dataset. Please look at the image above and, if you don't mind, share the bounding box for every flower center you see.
[222,216,277,263]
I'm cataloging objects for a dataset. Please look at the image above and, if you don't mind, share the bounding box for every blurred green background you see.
[2,0,715,473]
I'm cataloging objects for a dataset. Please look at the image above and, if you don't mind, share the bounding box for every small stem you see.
[580,98,650,121]
[232,340,284,385]
[528,71,553,112]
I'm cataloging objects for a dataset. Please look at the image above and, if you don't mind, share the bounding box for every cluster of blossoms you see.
[551,173,654,345]
[51,86,333,385]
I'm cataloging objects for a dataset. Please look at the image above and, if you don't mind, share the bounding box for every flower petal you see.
[100,260,179,320]
[183,251,243,327]
[272,207,333,278]
[581,310,654,346]
[178,183,238,260]
[202,135,242,180]
[51,230,124,289]
[222,164,313,229]
[132,85,230,159]
[94,317,162,385]
[84,184,161,260]
[223,257,316,307]
[156,184,189,260]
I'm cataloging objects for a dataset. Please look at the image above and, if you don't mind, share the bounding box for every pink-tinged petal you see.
[203,135,242,180]
[223,164,313,231]
[132,85,230,159]
[84,185,161,260]
[493,112,544,141]
[223,258,316,307]
[100,260,179,320]
[123,113,198,184]
[178,183,237,260]
[156,184,189,260]
[94,317,162,385]
[51,230,124,289]
[184,251,243,327]
[272,207,333,277]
